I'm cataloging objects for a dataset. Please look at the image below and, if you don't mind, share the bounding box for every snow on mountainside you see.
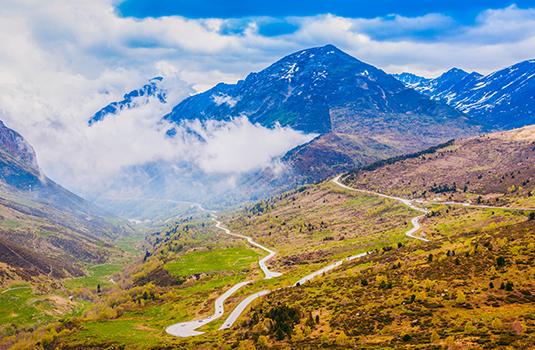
[88,77,167,126]
[394,60,535,130]
[392,72,430,88]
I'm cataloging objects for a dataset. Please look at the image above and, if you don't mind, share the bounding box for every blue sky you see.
[116,1,535,41]
[117,0,530,23]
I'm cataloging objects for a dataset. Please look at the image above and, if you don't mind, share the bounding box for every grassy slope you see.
[0,233,144,345]
[230,212,534,349]
[164,247,260,277]
[4,181,533,349]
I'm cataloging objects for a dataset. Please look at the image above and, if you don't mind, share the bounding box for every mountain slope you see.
[0,120,40,172]
[392,72,430,88]
[396,60,535,130]
[345,124,535,208]
[0,121,131,285]
[166,44,476,182]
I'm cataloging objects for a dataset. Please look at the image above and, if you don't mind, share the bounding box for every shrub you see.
[335,331,350,346]
[491,318,503,330]
[455,291,466,304]
[266,305,301,340]
[496,256,506,268]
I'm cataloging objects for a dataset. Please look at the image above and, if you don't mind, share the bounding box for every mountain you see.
[0,120,131,284]
[165,44,476,182]
[392,72,430,88]
[395,60,535,130]
[0,120,40,172]
[88,77,166,126]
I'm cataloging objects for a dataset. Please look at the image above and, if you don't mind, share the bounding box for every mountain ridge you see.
[394,59,535,129]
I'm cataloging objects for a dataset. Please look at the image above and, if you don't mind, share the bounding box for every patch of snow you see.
[471,80,491,90]
[313,70,328,82]
[281,63,298,82]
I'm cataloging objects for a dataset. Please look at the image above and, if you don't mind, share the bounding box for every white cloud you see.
[190,118,314,174]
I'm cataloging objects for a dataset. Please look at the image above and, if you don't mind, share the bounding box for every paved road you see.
[429,200,534,211]
[165,281,250,337]
[165,205,281,337]
[213,219,282,279]
[294,252,369,286]
[332,175,430,242]
[219,290,271,330]
[333,175,534,212]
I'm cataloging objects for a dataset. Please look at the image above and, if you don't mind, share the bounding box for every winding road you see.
[166,175,433,337]
[165,281,250,337]
[427,200,534,211]
[332,175,430,242]
[213,219,282,279]
[166,209,282,337]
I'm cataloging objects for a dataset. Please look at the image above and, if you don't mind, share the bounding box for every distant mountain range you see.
[394,60,535,130]
[0,120,130,283]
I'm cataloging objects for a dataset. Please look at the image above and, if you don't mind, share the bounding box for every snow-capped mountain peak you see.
[88,77,167,126]
[394,59,535,130]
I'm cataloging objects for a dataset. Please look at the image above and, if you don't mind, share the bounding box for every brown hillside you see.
[345,125,535,207]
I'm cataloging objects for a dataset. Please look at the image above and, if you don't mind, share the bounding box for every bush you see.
[402,333,412,341]
[455,291,466,304]
[496,256,506,267]
[335,331,350,346]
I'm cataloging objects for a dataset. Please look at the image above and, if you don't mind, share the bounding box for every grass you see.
[9,177,534,349]
[164,247,260,277]
[63,233,144,291]
[115,234,145,255]
[0,284,53,331]
[73,319,165,349]
[64,263,123,290]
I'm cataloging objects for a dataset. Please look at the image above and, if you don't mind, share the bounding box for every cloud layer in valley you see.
[1,0,535,198]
